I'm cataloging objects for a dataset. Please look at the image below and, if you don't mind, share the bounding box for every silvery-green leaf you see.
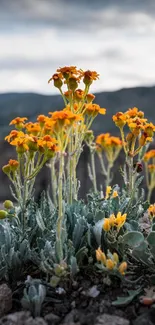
[147,232,155,247]
[70,256,79,276]
[36,210,46,231]
[93,220,103,246]
[121,231,144,247]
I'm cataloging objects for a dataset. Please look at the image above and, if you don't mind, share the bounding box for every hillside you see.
[0,86,155,138]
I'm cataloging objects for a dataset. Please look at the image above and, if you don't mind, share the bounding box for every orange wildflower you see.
[9,117,28,129]
[112,112,127,128]
[85,103,106,116]
[37,115,48,127]
[148,204,155,218]
[143,123,155,137]
[82,70,99,85]
[57,66,82,80]
[25,122,41,135]
[125,107,144,119]
[144,150,155,162]
[8,159,19,171]
[10,137,29,153]
[5,130,25,143]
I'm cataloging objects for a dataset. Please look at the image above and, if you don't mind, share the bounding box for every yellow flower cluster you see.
[143,150,155,201]
[105,186,118,199]
[96,248,127,275]
[144,150,155,162]
[103,212,127,232]
[96,133,122,163]
[148,204,155,218]
[113,107,155,156]
[2,159,19,175]
[48,66,99,89]
[144,150,155,174]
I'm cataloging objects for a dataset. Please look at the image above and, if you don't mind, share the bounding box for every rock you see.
[0,311,47,325]
[133,308,155,325]
[44,312,60,325]
[61,310,79,325]
[95,313,129,325]
[0,283,12,318]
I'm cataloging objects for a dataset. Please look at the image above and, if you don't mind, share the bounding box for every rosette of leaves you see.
[21,276,46,317]
[0,221,31,282]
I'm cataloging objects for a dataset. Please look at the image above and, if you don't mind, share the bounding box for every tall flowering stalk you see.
[113,107,155,197]
[48,67,106,204]
[84,130,97,192]
[143,150,155,201]
[3,117,59,232]
[96,133,122,188]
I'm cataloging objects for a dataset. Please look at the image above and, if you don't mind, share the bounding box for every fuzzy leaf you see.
[36,210,46,231]
[72,218,86,251]
[93,220,103,246]
[121,231,144,247]
[70,256,79,276]
[112,288,142,306]
[147,232,155,247]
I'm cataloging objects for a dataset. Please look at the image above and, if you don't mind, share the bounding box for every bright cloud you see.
[0,0,155,94]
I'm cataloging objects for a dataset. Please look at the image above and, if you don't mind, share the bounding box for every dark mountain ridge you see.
[0,86,155,138]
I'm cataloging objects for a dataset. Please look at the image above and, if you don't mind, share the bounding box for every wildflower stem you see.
[120,128,127,155]
[90,149,97,192]
[68,136,74,205]
[50,157,57,206]
[106,162,113,187]
[59,88,68,106]
[98,152,106,176]
[128,156,134,195]
[57,152,64,252]
[147,186,152,202]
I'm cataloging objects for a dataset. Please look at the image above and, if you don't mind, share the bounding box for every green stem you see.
[105,162,113,188]
[50,157,57,206]
[57,152,64,248]
[147,186,152,202]
[98,152,106,176]
[59,88,68,106]
[68,136,73,205]
[90,150,97,192]
[120,127,127,155]
[128,156,134,196]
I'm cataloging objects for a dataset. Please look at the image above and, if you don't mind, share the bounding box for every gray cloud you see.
[1,0,155,30]
[0,0,155,94]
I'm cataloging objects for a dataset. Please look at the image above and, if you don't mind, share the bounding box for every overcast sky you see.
[1,0,155,94]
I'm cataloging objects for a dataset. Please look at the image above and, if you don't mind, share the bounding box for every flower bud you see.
[2,164,11,175]
[113,252,119,264]
[9,159,19,171]
[106,259,115,270]
[103,218,111,232]
[86,93,95,103]
[3,200,14,210]
[0,210,8,219]
[118,262,127,275]
[133,162,143,173]
[48,74,63,89]
[68,77,78,91]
